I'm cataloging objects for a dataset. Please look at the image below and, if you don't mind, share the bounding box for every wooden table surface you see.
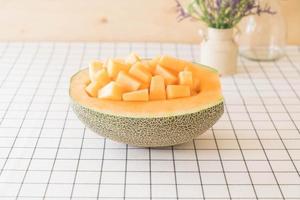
[0,0,298,44]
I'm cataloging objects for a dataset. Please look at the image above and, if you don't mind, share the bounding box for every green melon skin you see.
[71,100,224,147]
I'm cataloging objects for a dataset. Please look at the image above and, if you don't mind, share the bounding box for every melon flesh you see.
[70,63,222,114]
[89,60,103,81]
[179,71,193,89]
[98,81,123,101]
[84,55,209,102]
[159,55,186,72]
[166,85,191,99]
[193,79,201,92]
[140,82,150,89]
[107,59,131,79]
[116,71,141,92]
[126,52,141,65]
[85,81,103,97]
[184,66,201,92]
[143,56,160,74]
[123,89,149,102]
[94,69,111,85]
[129,62,152,84]
[154,65,178,85]
[150,75,166,100]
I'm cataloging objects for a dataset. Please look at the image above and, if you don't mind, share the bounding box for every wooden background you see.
[0,0,298,44]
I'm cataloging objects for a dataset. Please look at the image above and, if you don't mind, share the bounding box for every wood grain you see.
[0,0,298,44]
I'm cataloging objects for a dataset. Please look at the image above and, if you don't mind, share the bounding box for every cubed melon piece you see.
[98,81,123,101]
[89,60,103,81]
[140,82,150,89]
[166,85,191,99]
[107,59,131,79]
[94,69,111,85]
[143,56,160,74]
[116,71,141,92]
[179,71,193,89]
[149,75,166,100]
[126,52,141,65]
[159,55,186,72]
[85,81,103,97]
[184,66,201,92]
[154,65,178,85]
[122,89,149,102]
[129,62,152,84]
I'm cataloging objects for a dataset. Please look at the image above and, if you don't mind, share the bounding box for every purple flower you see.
[215,0,223,13]
[175,0,275,28]
[230,0,240,9]
[175,0,192,21]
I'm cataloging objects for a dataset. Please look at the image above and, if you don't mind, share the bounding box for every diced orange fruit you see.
[85,54,202,102]
[107,59,131,79]
[129,62,152,84]
[179,71,193,89]
[143,56,160,74]
[94,69,111,85]
[123,89,149,102]
[98,81,123,100]
[89,60,103,81]
[166,85,190,99]
[184,66,201,92]
[126,52,141,65]
[154,65,178,85]
[116,71,141,92]
[149,75,166,100]
[140,82,150,89]
[85,81,103,97]
[159,55,186,72]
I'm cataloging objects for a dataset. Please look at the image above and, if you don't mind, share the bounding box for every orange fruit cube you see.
[179,71,193,89]
[126,52,141,65]
[116,71,141,92]
[166,85,191,99]
[88,60,103,81]
[98,81,123,100]
[159,55,186,72]
[122,89,149,102]
[129,62,152,84]
[149,75,166,100]
[154,65,178,85]
[107,59,131,79]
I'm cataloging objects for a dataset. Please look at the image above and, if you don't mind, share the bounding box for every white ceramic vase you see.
[200,28,238,75]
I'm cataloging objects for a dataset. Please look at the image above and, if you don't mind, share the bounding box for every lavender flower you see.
[175,0,275,29]
[175,0,191,21]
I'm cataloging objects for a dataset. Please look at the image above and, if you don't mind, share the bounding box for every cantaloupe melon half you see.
[69,62,224,147]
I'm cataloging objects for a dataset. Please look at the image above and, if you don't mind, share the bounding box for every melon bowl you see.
[69,63,224,147]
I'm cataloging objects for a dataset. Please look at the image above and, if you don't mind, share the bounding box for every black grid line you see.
[211,127,232,198]
[14,43,70,198]
[96,42,107,200]
[41,43,84,198]
[190,44,208,198]
[69,43,90,199]
[145,42,153,200]
[234,61,287,198]
[0,43,24,88]
[0,44,42,176]
[245,58,300,177]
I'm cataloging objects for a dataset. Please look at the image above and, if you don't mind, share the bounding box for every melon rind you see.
[70,99,224,147]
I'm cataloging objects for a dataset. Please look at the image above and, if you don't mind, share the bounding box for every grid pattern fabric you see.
[0,42,299,200]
